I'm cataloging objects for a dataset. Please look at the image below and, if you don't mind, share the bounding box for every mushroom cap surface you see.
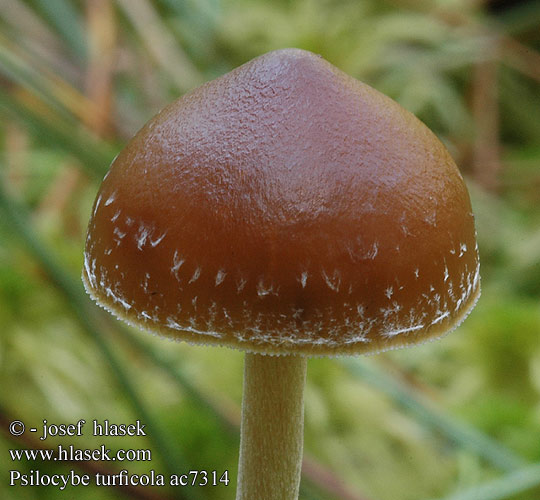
[83,48,480,356]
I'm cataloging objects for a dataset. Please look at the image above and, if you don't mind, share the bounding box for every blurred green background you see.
[1,0,539,499]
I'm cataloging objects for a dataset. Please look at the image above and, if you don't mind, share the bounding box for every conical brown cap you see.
[83,48,480,356]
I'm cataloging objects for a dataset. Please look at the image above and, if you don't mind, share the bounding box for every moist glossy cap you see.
[83,48,480,356]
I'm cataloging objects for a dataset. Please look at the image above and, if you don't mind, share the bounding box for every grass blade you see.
[0,173,191,484]
[32,0,87,59]
[116,0,203,92]
[342,358,526,471]
[430,462,540,500]
[0,92,113,179]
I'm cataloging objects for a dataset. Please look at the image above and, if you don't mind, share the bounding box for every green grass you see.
[1,1,539,499]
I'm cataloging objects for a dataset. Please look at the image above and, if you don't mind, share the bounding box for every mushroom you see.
[82,49,480,500]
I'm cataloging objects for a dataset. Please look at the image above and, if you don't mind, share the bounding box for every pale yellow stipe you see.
[237,353,307,500]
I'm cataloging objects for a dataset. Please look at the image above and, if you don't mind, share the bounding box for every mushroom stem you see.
[236,352,307,500]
